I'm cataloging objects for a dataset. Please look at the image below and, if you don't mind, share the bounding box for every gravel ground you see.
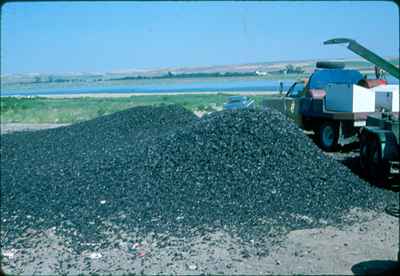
[1,105,398,274]
[1,210,398,275]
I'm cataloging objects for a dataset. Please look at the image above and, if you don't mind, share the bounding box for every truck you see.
[264,41,398,152]
[324,38,400,181]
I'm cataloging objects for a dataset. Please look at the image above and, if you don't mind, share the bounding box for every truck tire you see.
[318,122,339,152]
[316,61,345,69]
[368,137,390,183]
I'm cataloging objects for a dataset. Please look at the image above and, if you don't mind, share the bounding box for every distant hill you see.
[2,57,398,85]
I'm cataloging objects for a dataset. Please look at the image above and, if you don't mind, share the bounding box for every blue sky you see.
[1,1,398,75]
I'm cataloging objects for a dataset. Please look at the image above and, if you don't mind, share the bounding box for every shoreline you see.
[1,91,282,98]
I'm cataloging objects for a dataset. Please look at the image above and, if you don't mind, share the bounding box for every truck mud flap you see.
[338,121,359,146]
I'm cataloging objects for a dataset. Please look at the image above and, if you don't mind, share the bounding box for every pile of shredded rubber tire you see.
[1,105,396,249]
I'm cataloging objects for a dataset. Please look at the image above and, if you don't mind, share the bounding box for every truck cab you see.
[283,80,306,127]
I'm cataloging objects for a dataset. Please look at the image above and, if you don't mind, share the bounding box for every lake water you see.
[1,79,295,96]
[1,76,398,96]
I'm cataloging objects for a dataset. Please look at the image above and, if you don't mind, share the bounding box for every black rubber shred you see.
[1,105,396,250]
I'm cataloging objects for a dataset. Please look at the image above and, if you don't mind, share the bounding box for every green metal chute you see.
[324,38,400,80]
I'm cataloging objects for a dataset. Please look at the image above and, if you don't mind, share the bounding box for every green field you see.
[0,94,274,124]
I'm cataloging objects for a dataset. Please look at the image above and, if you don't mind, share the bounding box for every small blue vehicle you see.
[223,96,256,110]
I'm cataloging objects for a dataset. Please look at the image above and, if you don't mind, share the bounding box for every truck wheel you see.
[318,122,339,152]
[368,137,390,182]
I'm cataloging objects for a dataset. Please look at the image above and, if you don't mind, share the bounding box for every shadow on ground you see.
[352,260,399,275]
[306,133,399,192]
[340,155,400,192]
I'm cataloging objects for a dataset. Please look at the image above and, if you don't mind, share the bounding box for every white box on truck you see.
[372,84,399,112]
[325,83,375,112]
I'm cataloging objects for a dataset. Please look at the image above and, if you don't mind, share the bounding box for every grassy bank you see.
[0,94,274,124]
